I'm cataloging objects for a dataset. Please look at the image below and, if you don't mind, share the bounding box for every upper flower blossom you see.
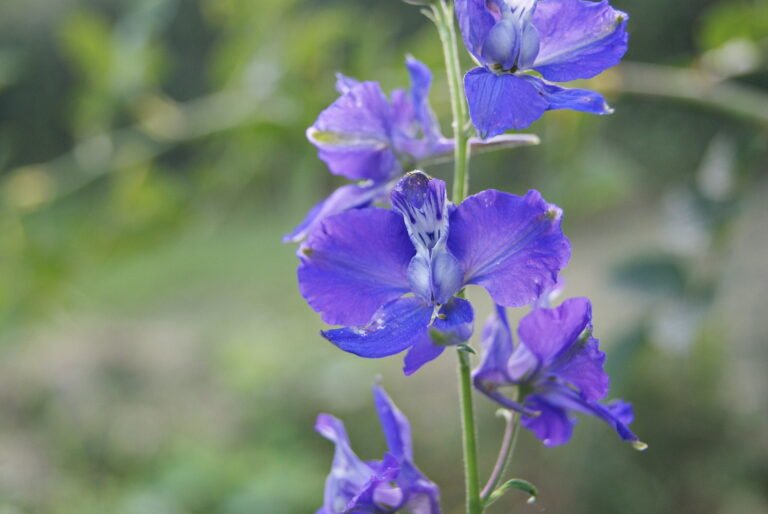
[284,57,452,243]
[473,298,645,448]
[316,384,441,514]
[298,171,570,374]
[456,0,629,137]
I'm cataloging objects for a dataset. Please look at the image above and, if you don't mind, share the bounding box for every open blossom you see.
[298,171,570,374]
[456,0,629,137]
[316,385,441,514]
[473,298,645,448]
[284,57,452,243]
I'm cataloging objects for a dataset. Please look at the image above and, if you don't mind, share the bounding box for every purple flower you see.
[473,298,645,448]
[456,0,629,137]
[315,385,441,514]
[298,171,570,374]
[284,57,452,243]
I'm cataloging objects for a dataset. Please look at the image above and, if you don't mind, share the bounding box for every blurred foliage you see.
[0,0,767,512]
[699,0,768,49]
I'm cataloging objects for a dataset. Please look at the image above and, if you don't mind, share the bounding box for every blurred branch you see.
[613,61,768,128]
[419,134,540,168]
[1,89,296,212]
[5,61,768,213]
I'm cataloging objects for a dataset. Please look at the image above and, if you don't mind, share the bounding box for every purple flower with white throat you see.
[316,384,441,514]
[284,56,452,243]
[298,171,570,374]
[473,298,645,448]
[457,0,629,137]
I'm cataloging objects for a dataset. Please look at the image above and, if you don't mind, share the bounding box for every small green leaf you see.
[485,479,539,508]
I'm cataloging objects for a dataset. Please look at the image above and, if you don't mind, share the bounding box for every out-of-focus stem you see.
[481,409,521,501]
[612,61,768,128]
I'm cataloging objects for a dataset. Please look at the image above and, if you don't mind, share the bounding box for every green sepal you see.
[457,343,476,355]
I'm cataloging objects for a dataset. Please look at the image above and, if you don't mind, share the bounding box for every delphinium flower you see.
[297,170,570,374]
[456,0,629,137]
[284,56,452,243]
[316,384,441,514]
[473,297,645,448]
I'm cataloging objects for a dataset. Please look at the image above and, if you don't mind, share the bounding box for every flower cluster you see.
[289,0,638,510]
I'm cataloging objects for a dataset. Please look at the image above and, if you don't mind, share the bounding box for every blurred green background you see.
[1,0,767,513]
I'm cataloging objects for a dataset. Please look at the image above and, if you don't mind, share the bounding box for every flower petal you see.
[283,182,390,243]
[449,189,571,308]
[372,386,443,513]
[545,388,641,444]
[406,56,443,143]
[403,333,446,376]
[308,81,399,182]
[322,297,433,358]
[554,335,609,401]
[315,414,376,512]
[456,0,498,64]
[335,73,361,94]
[403,298,474,375]
[391,172,450,255]
[390,57,453,164]
[519,298,610,401]
[298,208,413,326]
[524,76,613,115]
[472,306,538,414]
[464,68,549,137]
[473,306,515,387]
[348,454,401,512]
[373,385,413,461]
[392,172,464,305]
[520,395,576,446]
[434,297,474,343]
[532,0,629,82]
[398,460,443,514]
[518,297,592,363]
[315,414,369,476]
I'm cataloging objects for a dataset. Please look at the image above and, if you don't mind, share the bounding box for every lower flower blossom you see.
[316,385,441,514]
[473,298,645,448]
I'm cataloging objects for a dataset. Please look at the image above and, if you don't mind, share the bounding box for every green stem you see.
[432,0,471,204]
[430,2,479,513]
[457,349,483,514]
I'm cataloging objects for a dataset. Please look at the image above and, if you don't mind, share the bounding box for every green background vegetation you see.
[0,0,767,512]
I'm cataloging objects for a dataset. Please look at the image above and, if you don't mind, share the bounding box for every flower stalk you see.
[430,0,471,204]
[430,2,481,513]
[481,409,521,502]
[457,348,483,514]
